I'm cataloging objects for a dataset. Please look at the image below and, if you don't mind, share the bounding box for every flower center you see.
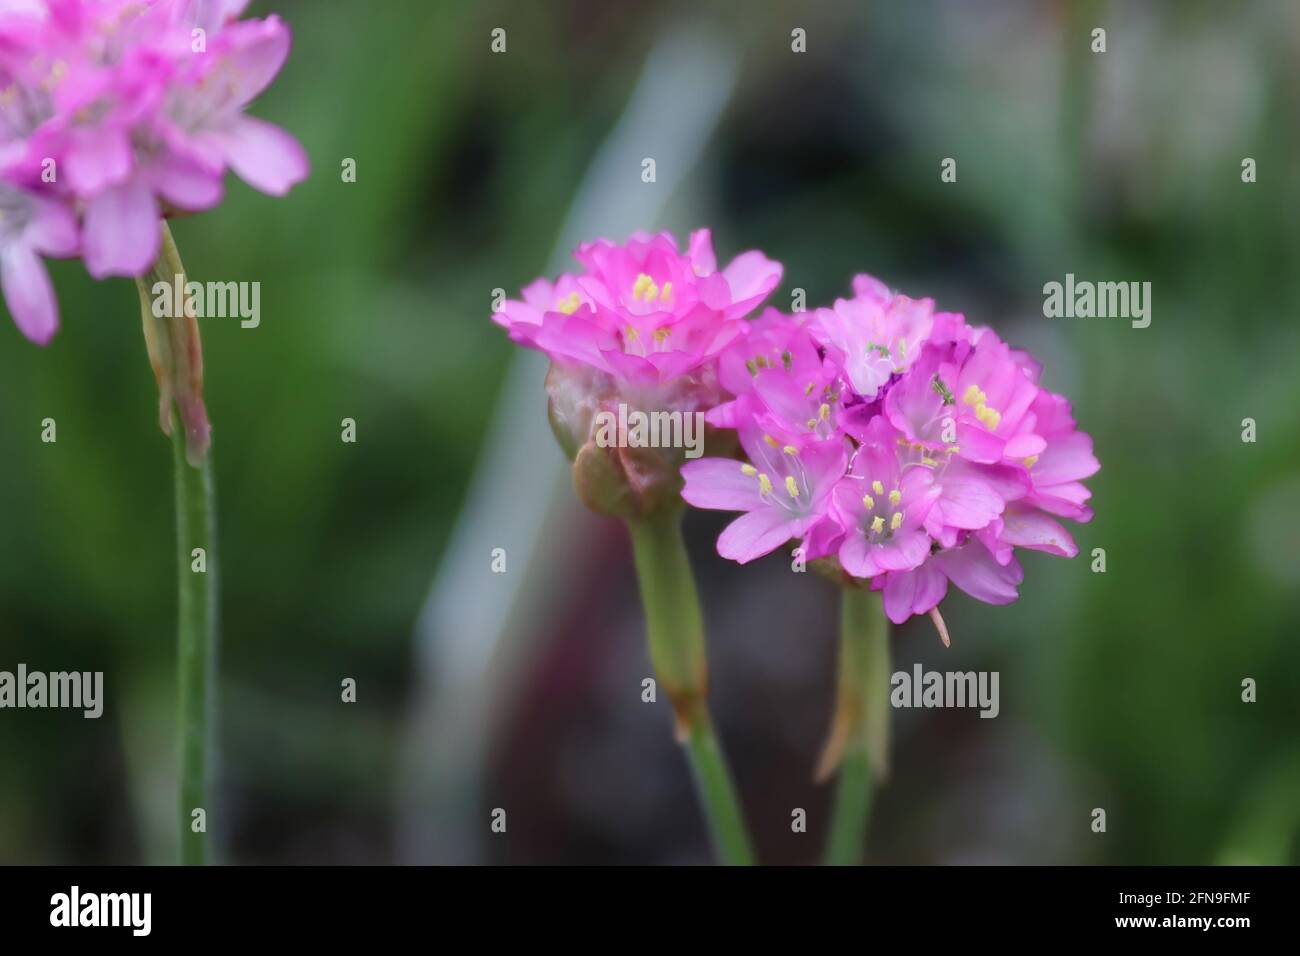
[860,479,904,541]
[962,384,1001,430]
[632,272,672,305]
[741,438,814,516]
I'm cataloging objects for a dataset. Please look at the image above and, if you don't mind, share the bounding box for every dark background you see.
[0,0,1296,865]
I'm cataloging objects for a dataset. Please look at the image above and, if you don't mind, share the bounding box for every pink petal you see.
[64,126,133,196]
[688,228,716,275]
[803,514,846,560]
[717,508,801,564]
[999,508,1078,557]
[1033,432,1100,485]
[1004,433,1047,458]
[1,243,59,345]
[149,152,224,211]
[680,458,765,511]
[839,532,881,579]
[493,297,543,330]
[722,250,782,317]
[82,178,159,278]
[931,472,1006,530]
[212,16,291,106]
[955,420,1007,463]
[882,564,947,624]
[875,528,932,572]
[28,198,79,258]
[936,543,1023,605]
[218,116,308,196]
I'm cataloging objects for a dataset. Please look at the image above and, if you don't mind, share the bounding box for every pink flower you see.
[810,274,936,400]
[679,270,1098,632]
[681,418,846,564]
[0,181,78,344]
[493,228,781,390]
[0,0,307,339]
[709,315,842,438]
[494,229,786,518]
[825,421,941,578]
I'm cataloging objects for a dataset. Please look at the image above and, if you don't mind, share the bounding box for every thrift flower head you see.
[494,228,780,388]
[0,0,307,343]
[681,273,1098,635]
[494,229,783,517]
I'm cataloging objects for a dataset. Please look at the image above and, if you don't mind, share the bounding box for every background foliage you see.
[0,0,1296,864]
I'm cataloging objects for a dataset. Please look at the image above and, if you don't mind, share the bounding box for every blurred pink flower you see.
[0,0,307,340]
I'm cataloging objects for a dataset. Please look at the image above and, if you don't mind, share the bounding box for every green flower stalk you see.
[136,223,218,865]
[570,421,754,865]
[626,505,753,865]
[818,585,890,866]
[491,229,782,864]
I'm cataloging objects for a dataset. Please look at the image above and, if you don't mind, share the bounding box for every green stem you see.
[170,411,216,865]
[822,586,890,866]
[135,223,217,865]
[625,507,755,865]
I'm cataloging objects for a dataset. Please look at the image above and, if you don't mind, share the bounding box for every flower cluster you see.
[0,0,307,344]
[681,273,1099,628]
[492,230,1097,626]
[493,228,781,515]
[494,228,780,397]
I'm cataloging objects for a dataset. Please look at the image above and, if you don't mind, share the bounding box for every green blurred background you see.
[0,0,1297,865]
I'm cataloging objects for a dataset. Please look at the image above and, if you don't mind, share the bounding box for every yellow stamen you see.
[783,445,798,456]
[653,327,671,343]
[1023,454,1039,469]
[890,511,902,531]
[660,281,672,302]
[870,516,884,535]
[872,480,885,496]
[785,476,800,498]
[862,495,875,510]
[632,273,661,303]
[888,489,901,506]
[962,384,986,407]
[764,434,779,448]
[741,464,757,477]
[758,473,773,495]
[975,403,1001,430]
[819,403,831,420]
[624,324,639,341]
[805,382,816,396]
[806,418,818,430]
